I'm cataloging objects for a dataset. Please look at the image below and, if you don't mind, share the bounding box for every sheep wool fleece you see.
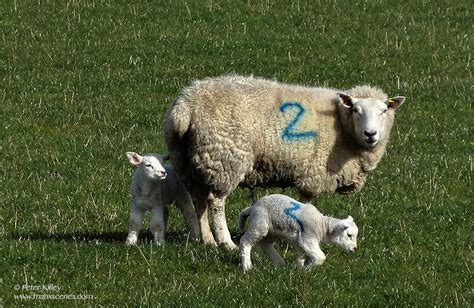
[165,75,393,199]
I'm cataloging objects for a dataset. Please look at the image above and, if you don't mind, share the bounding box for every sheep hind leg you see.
[126,203,145,245]
[240,211,270,271]
[209,194,237,251]
[194,197,217,246]
[240,230,267,271]
[149,206,166,245]
[239,235,254,272]
[175,193,201,241]
[259,238,286,266]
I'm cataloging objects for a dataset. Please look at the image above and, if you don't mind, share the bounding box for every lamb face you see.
[338,93,405,148]
[127,152,168,180]
[141,155,168,180]
[330,216,359,253]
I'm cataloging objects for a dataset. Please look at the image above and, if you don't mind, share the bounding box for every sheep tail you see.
[238,207,253,233]
[164,97,193,189]
[165,98,191,139]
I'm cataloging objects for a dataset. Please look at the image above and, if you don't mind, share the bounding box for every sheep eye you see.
[145,163,152,167]
[352,108,362,115]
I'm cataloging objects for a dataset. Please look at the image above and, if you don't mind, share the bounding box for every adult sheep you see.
[164,75,405,250]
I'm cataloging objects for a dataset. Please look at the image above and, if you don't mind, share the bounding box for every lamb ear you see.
[337,92,353,109]
[336,220,350,233]
[126,152,143,166]
[387,96,405,109]
[347,215,354,222]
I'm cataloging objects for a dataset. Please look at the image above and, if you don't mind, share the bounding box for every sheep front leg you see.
[209,194,237,251]
[150,206,166,245]
[126,203,145,245]
[294,246,306,267]
[300,240,326,267]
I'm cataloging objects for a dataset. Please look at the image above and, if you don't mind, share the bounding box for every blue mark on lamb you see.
[283,201,305,232]
[279,101,317,141]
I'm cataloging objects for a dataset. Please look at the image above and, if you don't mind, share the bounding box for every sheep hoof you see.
[222,241,238,251]
[202,236,218,247]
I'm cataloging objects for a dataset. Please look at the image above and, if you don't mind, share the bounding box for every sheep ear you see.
[162,153,170,161]
[337,92,353,109]
[336,220,350,233]
[347,215,354,222]
[126,152,143,166]
[387,96,405,109]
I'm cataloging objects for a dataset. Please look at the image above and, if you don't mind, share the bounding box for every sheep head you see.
[338,90,405,148]
[330,215,359,253]
[126,152,168,180]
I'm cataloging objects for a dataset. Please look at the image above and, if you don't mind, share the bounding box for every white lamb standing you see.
[125,152,200,245]
[165,75,404,250]
[239,194,358,271]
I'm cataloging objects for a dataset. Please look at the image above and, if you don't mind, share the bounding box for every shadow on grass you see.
[8,230,197,244]
[8,230,243,267]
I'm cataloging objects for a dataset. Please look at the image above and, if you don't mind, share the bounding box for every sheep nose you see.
[159,171,167,177]
[353,246,357,252]
[364,130,377,137]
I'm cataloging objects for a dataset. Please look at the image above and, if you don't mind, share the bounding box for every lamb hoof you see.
[242,263,252,272]
[154,239,165,246]
[125,238,137,245]
[189,233,201,242]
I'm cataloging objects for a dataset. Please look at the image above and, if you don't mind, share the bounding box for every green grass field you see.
[2,0,472,306]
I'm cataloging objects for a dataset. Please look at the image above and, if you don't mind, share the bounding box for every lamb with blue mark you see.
[238,194,358,271]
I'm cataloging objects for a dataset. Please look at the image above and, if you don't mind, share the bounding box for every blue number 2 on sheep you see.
[165,75,405,250]
[279,101,317,141]
[283,201,305,232]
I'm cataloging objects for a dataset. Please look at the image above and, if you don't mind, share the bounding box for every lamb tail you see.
[238,207,253,233]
